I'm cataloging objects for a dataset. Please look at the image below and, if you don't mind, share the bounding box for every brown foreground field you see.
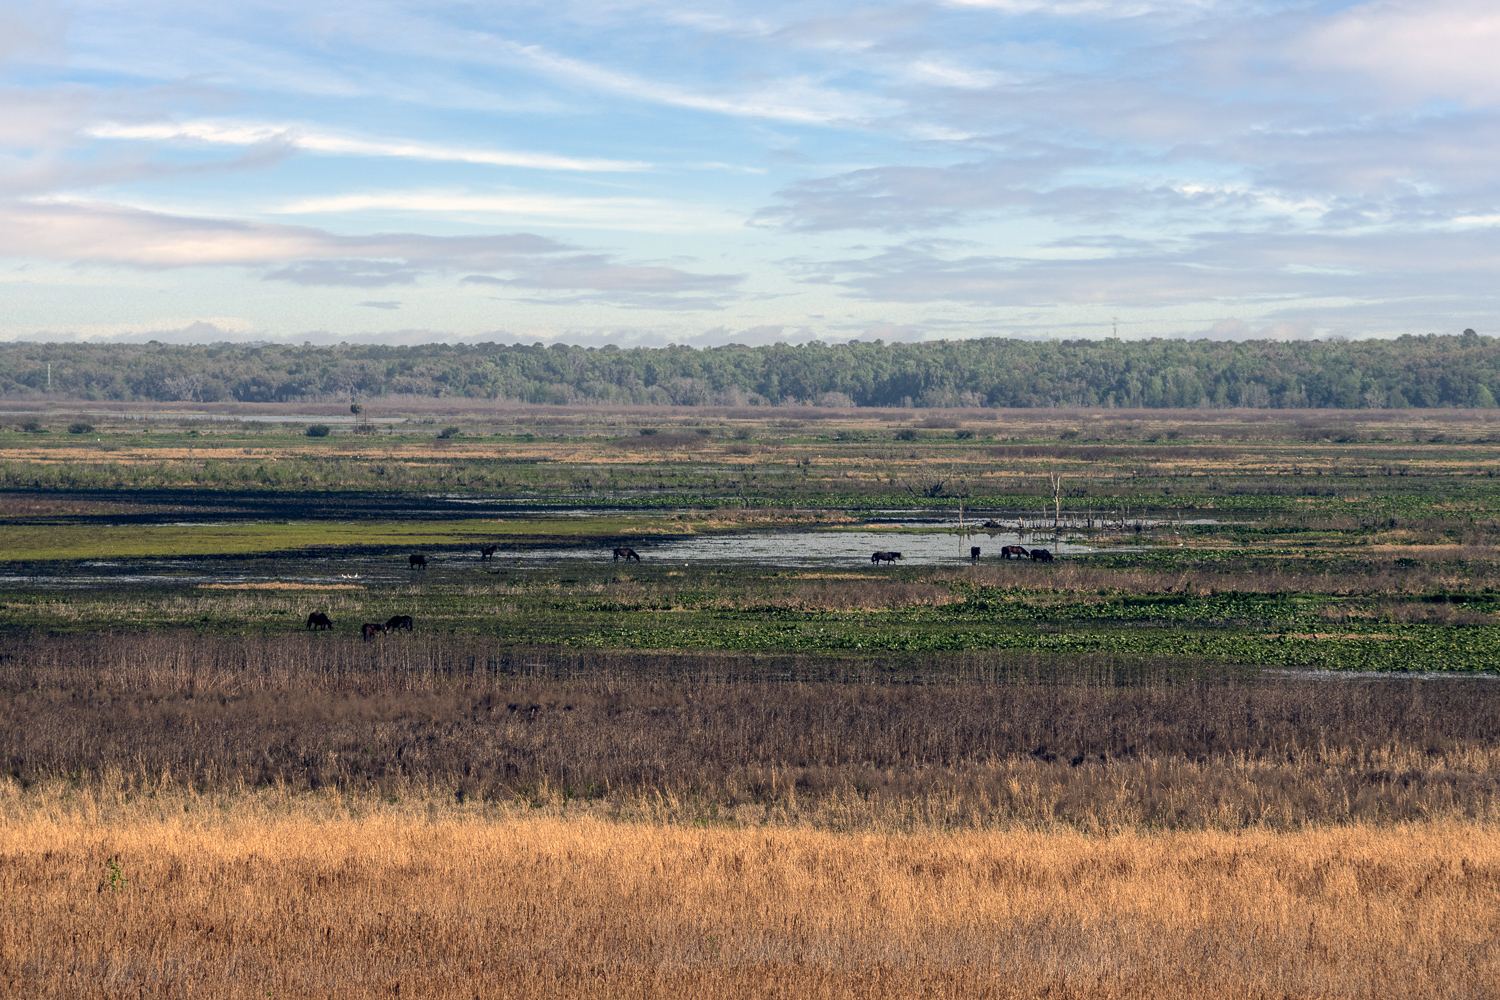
[5,636,1499,997]
[1,792,1495,999]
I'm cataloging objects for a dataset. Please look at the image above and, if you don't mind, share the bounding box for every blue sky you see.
[2,0,1498,346]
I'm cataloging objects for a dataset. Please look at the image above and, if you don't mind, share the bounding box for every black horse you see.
[1029,548,1054,562]
[479,545,497,560]
[1000,545,1029,560]
[871,551,904,564]
[385,615,414,633]
[970,546,981,563]
[361,623,387,640]
[409,554,427,569]
[613,547,641,562]
[305,611,333,630]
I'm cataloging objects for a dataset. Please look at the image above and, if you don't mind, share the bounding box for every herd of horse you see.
[306,612,416,639]
[877,546,1052,564]
[307,538,1058,635]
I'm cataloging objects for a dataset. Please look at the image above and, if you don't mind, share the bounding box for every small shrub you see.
[437,426,462,439]
[1059,429,1079,440]
[955,429,975,439]
[67,422,93,435]
[21,421,45,433]
[305,424,331,437]
[895,429,918,441]
[639,428,659,436]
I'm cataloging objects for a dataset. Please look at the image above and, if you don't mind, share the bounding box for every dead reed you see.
[2,794,1495,999]
[5,634,1499,831]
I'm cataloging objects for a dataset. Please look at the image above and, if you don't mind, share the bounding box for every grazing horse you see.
[871,551,904,564]
[305,611,333,630]
[1029,548,1054,562]
[409,554,426,570]
[361,623,387,640]
[479,544,498,561]
[970,546,981,563]
[385,614,414,633]
[613,547,641,562]
[1000,545,1029,560]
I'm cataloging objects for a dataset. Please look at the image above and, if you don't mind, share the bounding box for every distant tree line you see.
[0,332,1496,409]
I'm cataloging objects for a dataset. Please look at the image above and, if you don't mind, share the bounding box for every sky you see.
[2,0,1499,347]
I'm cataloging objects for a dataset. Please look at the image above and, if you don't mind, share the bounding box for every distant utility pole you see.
[47,363,51,391]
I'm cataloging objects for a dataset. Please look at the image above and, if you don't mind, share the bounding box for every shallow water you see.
[515,529,1103,569]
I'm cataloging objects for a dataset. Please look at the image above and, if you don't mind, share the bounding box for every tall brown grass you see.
[6,634,1499,831]
[2,791,1495,998]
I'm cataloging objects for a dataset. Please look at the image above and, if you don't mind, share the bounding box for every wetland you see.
[5,402,1500,998]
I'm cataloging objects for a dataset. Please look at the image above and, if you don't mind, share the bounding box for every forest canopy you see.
[0,333,1495,410]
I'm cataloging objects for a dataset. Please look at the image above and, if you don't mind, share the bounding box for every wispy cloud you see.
[496,38,892,125]
[274,191,739,233]
[0,198,743,307]
[266,260,420,287]
[86,120,649,172]
[461,252,743,310]
[801,226,1500,313]
[1291,0,1500,107]
[0,200,567,268]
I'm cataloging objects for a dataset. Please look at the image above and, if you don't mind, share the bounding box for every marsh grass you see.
[5,634,1499,831]
[5,405,1500,509]
[2,796,1496,998]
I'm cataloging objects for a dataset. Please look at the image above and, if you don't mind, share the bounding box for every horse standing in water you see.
[479,545,497,561]
[613,547,641,562]
[409,554,427,570]
[1029,548,1054,562]
[970,546,981,563]
[871,551,904,564]
[1000,545,1029,560]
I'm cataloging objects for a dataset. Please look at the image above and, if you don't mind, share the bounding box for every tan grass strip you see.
[1,801,1494,999]
[197,582,363,590]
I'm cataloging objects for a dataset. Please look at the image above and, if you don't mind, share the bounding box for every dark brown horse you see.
[871,551,904,564]
[1000,545,1029,560]
[613,547,641,562]
[409,554,426,569]
[479,545,497,560]
[305,611,333,630]
[361,623,387,640]
[970,546,981,563]
[385,614,414,632]
[1029,548,1054,562]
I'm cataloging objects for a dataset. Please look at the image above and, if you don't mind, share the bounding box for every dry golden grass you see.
[198,582,364,591]
[2,786,1495,999]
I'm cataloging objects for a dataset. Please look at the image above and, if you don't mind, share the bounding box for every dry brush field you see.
[3,635,1500,997]
[2,797,1496,999]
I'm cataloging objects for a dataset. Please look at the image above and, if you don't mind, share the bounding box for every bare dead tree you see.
[1049,470,1064,533]
[898,466,970,499]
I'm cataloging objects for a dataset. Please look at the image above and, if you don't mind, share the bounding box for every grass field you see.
[4,402,1500,996]
[3,794,1495,999]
